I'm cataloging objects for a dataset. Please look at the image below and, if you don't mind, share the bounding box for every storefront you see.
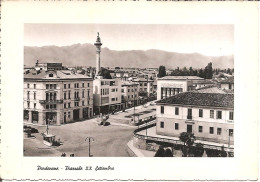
[83,107,88,119]
[32,111,39,124]
[24,110,29,121]
[46,112,57,125]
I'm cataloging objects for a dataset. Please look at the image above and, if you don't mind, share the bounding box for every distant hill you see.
[24,43,234,69]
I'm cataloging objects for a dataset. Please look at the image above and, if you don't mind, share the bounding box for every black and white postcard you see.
[0,1,259,181]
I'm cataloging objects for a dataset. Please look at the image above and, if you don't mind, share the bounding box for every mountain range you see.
[24,43,234,69]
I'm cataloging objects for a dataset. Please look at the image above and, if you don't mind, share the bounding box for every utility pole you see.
[85,137,94,157]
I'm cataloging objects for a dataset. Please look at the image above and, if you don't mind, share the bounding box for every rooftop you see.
[193,85,226,94]
[24,70,92,80]
[158,76,204,80]
[217,76,234,84]
[156,92,234,108]
[121,81,139,86]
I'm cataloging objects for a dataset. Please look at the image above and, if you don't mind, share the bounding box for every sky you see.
[24,24,234,57]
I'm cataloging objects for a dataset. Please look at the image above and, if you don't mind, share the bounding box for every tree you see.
[154,146,165,157]
[190,143,204,157]
[198,68,204,78]
[158,65,166,78]
[203,62,213,79]
[179,132,196,157]
[164,148,173,157]
[100,67,112,79]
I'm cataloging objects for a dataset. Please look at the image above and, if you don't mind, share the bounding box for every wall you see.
[157,79,188,100]
[156,105,234,144]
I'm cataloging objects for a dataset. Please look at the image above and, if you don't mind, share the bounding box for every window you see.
[121,89,124,93]
[64,84,66,89]
[46,84,49,89]
[46,104,49,109]
[64,103,67,108]
[161,106,164,114]
[112,98,115,101]
[82,101,84,106]
[68,103,71,108]
[209,127,214,134]
[74,83,76,88]
[116,98,118,101]
[229,111,234,120]
[140,83,143,86]
[160,121,164,128]
[68,84,70,88]
[88,90,90,97]
[82,90,85,98]
[34,103,36,109]
[175,107,179,115]
[27,102,30,108]
[68,91,71,99]
[112,89,116,92]
[34,84,36,89]
[199,109,203,117]
[49,74,53,77]
[27,91,30,100]
[144,83,147,86]
[210,110,214,118]
[199,126,203,133]
[87,83,90,87]
[217,128,222,135]
[229,129,233,136]
[64,92,66,100]
[27,83,30,88]
[74,102,79,107]
[54,84,56,89]
[187,108,192,119]
[128,89,130,92]
[217,111,222,119]
[82,83,84,87]
[68,112,71,119]
[175,123,179,130]
[33,92,36,100]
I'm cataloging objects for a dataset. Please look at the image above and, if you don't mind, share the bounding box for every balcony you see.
[74,97,80,101]
[39,99,63,104]
[187,115,192,120]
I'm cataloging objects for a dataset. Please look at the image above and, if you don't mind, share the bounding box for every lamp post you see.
[85,137,94,157]
[133,85,136,124]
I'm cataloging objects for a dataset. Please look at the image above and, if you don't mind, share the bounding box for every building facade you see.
[24,69,93,125]
[156,92,234,145]
[93,78,123,115]
[133,78,154,96]
[157,76,204,100]
[121,81,139,108]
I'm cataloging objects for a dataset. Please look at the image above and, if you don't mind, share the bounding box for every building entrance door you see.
[73,109,80,121]
[187,124,193,133]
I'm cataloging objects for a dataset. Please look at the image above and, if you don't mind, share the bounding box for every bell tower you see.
[94,32,102,77]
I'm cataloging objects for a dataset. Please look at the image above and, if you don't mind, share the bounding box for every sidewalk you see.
[136,126,234,150]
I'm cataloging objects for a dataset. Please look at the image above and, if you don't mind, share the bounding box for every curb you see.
[126,140,145,157]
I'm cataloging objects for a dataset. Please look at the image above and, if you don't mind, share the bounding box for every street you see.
[24,118,136,157]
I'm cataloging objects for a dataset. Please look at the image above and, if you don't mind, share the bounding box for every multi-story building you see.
[217,76,234,90]
[121,81,139,108]
[93,78,123,115]
[24,69,93,125]
[133,77,154,96]
[157,76,204,100]
[156,91,234,145]
[34,60,64,71]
